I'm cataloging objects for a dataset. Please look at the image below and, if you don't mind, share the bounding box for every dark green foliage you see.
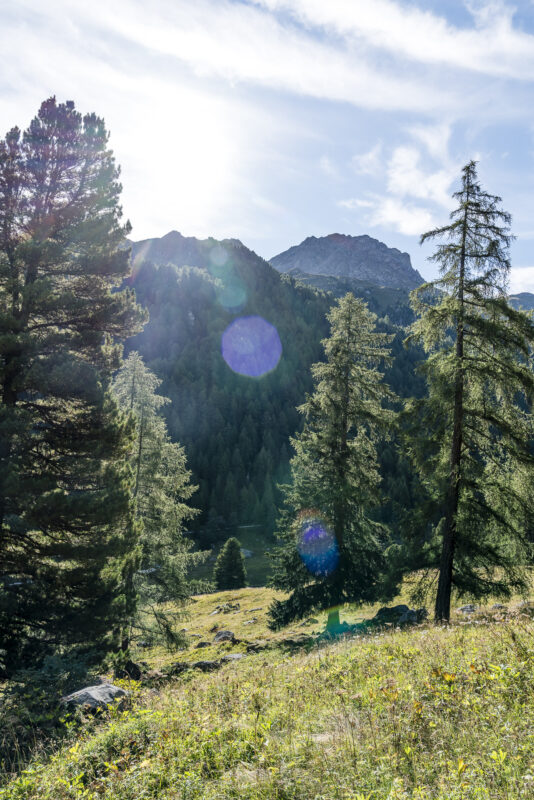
[126,256,332,539]
[126,253,424,548]
[113,352,206,647]
[0,98,145,673]
[404,161,534,620]
[268,294,396,629]
[213,537,247,590]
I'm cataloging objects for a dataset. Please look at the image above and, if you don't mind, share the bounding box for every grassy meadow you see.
[2,587,534,799]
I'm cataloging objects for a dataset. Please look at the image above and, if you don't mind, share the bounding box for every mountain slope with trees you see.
[125,234,425,550]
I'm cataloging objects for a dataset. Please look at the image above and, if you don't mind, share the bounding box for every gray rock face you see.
[270,234,423,291]
[61,683,128,710]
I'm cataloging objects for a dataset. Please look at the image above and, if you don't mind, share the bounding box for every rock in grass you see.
[114,660,142,680]
[195,641,212,649]
[457,604,477,614]
[213,630,236,643]
[61,684,128,711]
[370,605,427,627]
[246,640,270,653]
[192,660,221,672]
[165,662,191,676]
[373,605,409,623]
[221,653,245,662]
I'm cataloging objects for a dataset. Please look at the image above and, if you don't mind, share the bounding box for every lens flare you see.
[221,316,282,378]
[209,245,247,311]
[297,512,339,577]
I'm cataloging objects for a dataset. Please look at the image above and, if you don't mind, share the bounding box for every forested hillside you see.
[125,233,425,549]
[125,239,332,544]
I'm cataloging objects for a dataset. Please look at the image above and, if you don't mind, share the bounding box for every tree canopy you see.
[269,293,395,630]
[0,98,145,673]
[405,161,534,620]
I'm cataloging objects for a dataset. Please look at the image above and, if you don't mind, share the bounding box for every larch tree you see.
[113,351,203,646]
[406,161,534,622]
[0,98,145,673]
[268,293,395,632]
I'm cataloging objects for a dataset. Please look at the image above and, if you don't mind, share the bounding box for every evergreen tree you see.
[113,352,203,646]
[268,294,395,631]
[0,98,145,673]
[213,537,247,590]
[405,161,534,622]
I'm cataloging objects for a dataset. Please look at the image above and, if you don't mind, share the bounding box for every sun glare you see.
[123,86,239,237]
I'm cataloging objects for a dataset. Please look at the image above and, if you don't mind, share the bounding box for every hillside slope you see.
[5,588,534,800]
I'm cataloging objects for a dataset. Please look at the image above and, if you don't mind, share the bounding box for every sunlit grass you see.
[3,587,534,799]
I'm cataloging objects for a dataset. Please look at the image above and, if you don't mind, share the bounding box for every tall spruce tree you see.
[113,352,203,646]
[0,98,145,673]
[406,161,534,622]
[268,294,395,631]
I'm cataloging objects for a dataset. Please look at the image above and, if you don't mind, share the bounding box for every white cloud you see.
[386,146,457,209]
[368,197,437,236]
[408,122,452,162]
[0,0,463,117]
[252,0,534,80]
[509,266,534,294]
[351,143,383,176]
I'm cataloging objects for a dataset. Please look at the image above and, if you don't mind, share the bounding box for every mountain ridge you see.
[270,232,424,291]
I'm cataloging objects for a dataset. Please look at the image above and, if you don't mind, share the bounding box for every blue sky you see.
[2,0,534,289]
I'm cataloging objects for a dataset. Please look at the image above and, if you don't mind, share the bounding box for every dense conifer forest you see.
[125,247,426,547]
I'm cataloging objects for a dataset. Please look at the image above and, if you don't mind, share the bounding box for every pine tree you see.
[213,537,247,590]
[268,294,395,631]
[406,161,534,622]
[113,352,202,646]
[0,98,145,673]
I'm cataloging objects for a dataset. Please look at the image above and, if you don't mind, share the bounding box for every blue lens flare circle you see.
[221,316,282,378]
[297,514,339,577]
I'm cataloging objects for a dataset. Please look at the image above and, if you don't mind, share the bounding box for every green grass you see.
[3,589,534,799]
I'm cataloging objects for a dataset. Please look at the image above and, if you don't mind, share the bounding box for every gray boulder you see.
[457,604,477,614]
[221,653,245,662]
[61,683,128,711]
[195,641,212,649]
[213,630,235,643]
[192,660,221,672]
[398,610,418,625]
[371,605,427,627]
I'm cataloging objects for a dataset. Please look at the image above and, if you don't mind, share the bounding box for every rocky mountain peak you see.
[270,233,423,291]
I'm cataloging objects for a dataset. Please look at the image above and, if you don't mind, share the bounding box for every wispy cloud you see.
[252,0,534,80]
[351,143,383,176]
[368,197,437,237]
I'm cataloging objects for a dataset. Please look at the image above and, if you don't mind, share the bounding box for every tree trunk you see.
[435,188,469,623]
